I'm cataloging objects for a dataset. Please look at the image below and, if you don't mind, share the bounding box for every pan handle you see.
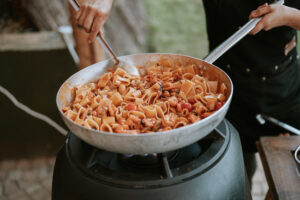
[68,0,120,65]
[204,0,284,64]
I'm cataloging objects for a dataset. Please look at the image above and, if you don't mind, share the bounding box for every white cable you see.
[0,85,68,136]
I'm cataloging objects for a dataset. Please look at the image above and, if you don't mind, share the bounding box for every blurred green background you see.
[144,0,208,58]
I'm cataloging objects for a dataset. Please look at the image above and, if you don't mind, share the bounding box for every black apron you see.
[203,0,300,152]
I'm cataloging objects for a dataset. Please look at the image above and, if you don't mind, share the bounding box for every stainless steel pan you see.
[57,0,284,154]
[57,53,232,154]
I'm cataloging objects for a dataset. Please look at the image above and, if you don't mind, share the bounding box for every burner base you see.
[52,120,251,200]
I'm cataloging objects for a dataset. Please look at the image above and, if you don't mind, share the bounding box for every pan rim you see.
[56,52,233,137]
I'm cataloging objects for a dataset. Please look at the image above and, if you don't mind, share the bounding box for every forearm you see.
[286,7,300,31]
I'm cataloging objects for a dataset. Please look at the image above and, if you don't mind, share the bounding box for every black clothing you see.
[203,0,300,153]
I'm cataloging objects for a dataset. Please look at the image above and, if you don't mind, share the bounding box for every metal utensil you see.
[256,114,300,136]
[256,114,300,165]
[204,0,285,64]
[68,0,140,76]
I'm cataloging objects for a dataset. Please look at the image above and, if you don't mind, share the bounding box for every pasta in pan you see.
[62,60,228,134]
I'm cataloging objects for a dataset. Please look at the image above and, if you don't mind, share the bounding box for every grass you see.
[144,0,208,58]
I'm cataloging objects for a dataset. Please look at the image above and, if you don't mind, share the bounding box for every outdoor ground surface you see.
[0,154,268,200]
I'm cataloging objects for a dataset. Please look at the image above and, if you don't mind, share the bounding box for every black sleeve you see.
[285,0,300,9]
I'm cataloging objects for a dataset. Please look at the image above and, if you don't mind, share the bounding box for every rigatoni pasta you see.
[62,61,227,134]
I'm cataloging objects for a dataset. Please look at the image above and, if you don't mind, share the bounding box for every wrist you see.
[285,7,300,30]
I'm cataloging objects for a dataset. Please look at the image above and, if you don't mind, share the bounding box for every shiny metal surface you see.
[256,114,300,136]
[295,145,300,165]
[57,53,233,154]
[204,0,284,64]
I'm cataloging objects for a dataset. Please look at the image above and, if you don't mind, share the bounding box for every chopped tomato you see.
[188,99,196,104]
[126,104,137,111]
[215,102,224,110]
[181,102,193,112]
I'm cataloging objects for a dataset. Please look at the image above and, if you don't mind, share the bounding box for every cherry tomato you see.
[188,99,196,104]
[215,102,224,110]
[126,104,137,111]
[181,102,193,112]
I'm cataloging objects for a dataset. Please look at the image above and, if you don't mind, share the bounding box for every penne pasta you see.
[62,60,227,134]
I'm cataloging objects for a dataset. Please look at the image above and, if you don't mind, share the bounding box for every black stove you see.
[52,119,251,200]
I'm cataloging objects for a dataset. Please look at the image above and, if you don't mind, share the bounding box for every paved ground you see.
[0,154,267,200]
[0,157,55,200]
[251,153,269,200]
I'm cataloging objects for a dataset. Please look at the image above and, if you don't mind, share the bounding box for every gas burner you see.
[86,141,203,182]
[114,141,201,169]
[52,120,251,200]
[70,127,226,186]
[118,153,163,169]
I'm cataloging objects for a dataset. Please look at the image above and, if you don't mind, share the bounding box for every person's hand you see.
[76,0,113,43]
[249,4,290,35]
